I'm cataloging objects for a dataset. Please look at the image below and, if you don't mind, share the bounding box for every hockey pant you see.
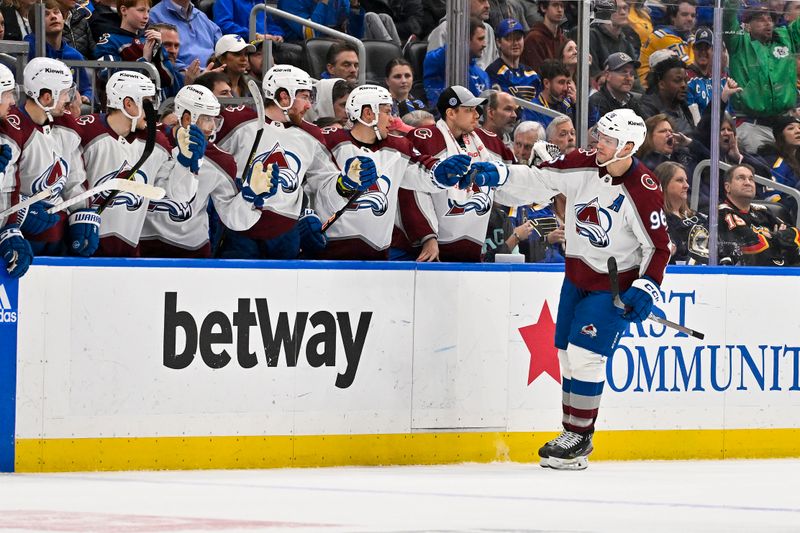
[554,277,627,434]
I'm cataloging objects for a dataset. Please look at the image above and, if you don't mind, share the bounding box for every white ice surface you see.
[0,459,798,532]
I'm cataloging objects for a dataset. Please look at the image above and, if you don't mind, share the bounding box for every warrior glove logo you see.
[575,197,613,248]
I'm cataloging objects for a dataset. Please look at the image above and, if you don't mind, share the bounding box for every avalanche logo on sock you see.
[253,143,300,194]
[348,175,390,216]
[92,163,149,211]
[575,197,612,248]
[31,158,68,201]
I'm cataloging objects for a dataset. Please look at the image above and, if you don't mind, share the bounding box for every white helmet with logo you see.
[23,57,74,116]
[346,84,392,140]
[106,70,156,133]
[594,108,647,167]
[262,64,313,112]
[0,63,15,93]
[174,84,223,140]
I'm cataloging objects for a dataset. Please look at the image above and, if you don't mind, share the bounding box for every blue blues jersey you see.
[485,58,541,102]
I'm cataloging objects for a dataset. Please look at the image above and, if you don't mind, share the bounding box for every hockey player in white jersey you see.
[315,84,473,260]
[7,58,95,256]
[215,64,378,259]
[0,62,44,278]
[139,84,268,257]
[79,70,199,256]
[468,109,671,469]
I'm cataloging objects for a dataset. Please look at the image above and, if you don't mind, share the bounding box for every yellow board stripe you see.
[15,429,800,472]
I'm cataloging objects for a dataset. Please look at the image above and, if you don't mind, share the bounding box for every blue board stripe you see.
[0,274,18,472]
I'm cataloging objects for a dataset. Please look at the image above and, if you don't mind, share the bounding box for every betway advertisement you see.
[11,263,800,442]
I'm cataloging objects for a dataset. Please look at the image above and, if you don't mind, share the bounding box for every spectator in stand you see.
[685,27,730,117]
[0,11,5,38]
[512,120,545,164]
[546,114,576,154]
[56,0,94,60]
[277,0,399,44]
[402,109,435,128]
[322,41,359,82]
[388,0,425,44]
[756,115,800,219]
[486,18,541,102]
[424,17,490,106]
[784,0,800,24]
[1,0,34,41]
[589,52,643,118]
[214,0,283,43]
[719,163,800,266]
[482,90,519,147]
[640,56,695,134]
[246,39,266,83]
[193,71,233,98]
[590,0,641,87]
[94,0,182,100]
[627,0,653,45]
[149,0,221,70]
[638,0,697,86]
[488,0,529,31]
[724,0,800,153]
[385,58,427,118]
[88,0,121,42]
[210,34,255,97]
[656,161,710,264]
[637,114,699,176]
[558,39,579,83]
[521,59,573,127]
[27,0,91,107]
[522,0,567,72]
[427,0,498,70]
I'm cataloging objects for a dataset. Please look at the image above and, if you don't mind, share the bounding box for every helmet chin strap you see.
[357,105,383,141]
[596,143,632,168]
[121,101,144,136]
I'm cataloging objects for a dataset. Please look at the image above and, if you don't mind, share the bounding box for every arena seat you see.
[404,41,427,83]
[752,201,791,224]
[362,40,402,86]
[304,38,337,79]
[273,42,308,73]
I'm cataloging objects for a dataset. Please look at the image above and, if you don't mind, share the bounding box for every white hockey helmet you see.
[23,57,74,113]
[174,84,223,140]
[106,70,156,133]
[594,108,647,167]
[0,63,18,105]
[346,84,393,140]
[262,64,314,112]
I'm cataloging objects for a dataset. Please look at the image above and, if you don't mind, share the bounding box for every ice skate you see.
[538,430,579,467]
[547,431,593,471]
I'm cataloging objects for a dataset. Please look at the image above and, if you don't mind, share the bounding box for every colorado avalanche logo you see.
[253,143,300,194]
[92,162,148,211]
[575,197,612,248]
[348,175,390,216]
[148,195,194,222]
[31,158,69,200]
[445,185,491,216]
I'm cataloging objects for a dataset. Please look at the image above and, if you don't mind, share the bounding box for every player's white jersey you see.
[497,149,670,289]
[216,105,341,240]
[313,128,446,259]
[400,121,517,261]
[140,138,260,254]
[78,114,197,256]
[0,107,87,244]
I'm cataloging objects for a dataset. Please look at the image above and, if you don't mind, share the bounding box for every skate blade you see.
[547,455,589,470]
[539,457,550,468]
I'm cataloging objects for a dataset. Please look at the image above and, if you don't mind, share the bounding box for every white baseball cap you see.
[214,34,256,57]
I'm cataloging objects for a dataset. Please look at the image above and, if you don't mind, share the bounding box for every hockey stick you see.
[244,79,265,179]
[0,186,58,221]
[47,178,166,214]
[96,99,158,215]
[607,257,705,340]
[321,189,365,233]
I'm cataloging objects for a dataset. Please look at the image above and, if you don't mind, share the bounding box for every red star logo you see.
[518,301,561,385]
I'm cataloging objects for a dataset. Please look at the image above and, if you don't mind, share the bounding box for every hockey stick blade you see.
[606,257,705,340]
[0,186,57,220]
[321,189,364,233]
[97,99,158,215]
[47,179,165,214]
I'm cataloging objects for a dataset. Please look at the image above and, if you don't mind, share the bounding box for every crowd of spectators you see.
[2,0,800,266]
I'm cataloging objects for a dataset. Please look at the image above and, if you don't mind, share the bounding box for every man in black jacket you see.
[588,52,643,118]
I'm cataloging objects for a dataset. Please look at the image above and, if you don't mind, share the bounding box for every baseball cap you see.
[605,52,641,71]
[215,34,256,57]
[436,85,487,117]
[742,0,770,22]
[496,18,525,38]
[649,48,678,68]
[772,115,800,139]
[694,27,713,46]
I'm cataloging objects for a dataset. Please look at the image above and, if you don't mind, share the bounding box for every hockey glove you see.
[619,276,662,323]
[531,141,562,167]
[431,154,471,188]
[176,124,207,173]
[241,162,280,208]
[68,209,100,257]
[262,226,301,259]
[460,161,509,189]
[297,210,327,254]
[17,198,60,235]
[337,156,378,196]
[0,224,33,278]
[0,144,12,175]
